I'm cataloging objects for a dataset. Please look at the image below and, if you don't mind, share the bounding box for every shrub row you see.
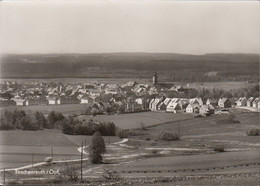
[62,117,116,136]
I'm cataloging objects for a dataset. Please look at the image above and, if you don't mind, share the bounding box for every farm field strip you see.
[113,163,260,175]
[0,138,143,170]
[79,112,194,129]
[0,104,90,116]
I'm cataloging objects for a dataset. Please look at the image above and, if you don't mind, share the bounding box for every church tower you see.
[153,71,158,85]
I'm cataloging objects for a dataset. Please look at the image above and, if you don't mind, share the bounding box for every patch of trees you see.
[88,131,106,164]
[163,84,259,99]
[197,85,259,99]
[0,110,49,130]
[62,118,116,136]
[246,128,260,136]
[0,110,65,131]
[0,109,117,136]
[157,130,180,141]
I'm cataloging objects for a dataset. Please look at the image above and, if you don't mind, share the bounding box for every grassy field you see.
[0,129,120,169]
[112,150,260,173]
[0,104,90,116]
[1,108,259,184]
[79,112,194,129]
[187,81,257,90]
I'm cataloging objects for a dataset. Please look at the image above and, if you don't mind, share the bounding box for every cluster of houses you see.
[148,97,214,115]
[235,97,260,108]
[85,96,260,116]
[0,73,186,107]
[1,73,259,115]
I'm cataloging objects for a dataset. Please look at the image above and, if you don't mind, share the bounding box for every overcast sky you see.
[0,1,259,54]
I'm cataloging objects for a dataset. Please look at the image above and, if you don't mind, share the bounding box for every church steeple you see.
[153,71,158,85]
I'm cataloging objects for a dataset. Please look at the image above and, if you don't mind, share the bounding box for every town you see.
[0,72,259,117]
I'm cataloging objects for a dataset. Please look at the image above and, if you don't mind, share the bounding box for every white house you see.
[247,97,255,107]
[149,99,155,110]
[206,99,218,107]
[178,99,189,109]
[186,104,200,113]
[235,97,247,107]
[13,98,27,106]
[151,98,164,111]
[48,97,58,105]
[190,98,203,106]
[135,98,143,105]
[218,98,232,108]
[80,96,90,104]
[253,98,259,108]
[166,101,181,113]
[199,104,215,115]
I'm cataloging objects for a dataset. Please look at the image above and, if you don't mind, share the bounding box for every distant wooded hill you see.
[0,53,259,82]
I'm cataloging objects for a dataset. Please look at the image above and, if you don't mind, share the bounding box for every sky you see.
[0,1,259,55]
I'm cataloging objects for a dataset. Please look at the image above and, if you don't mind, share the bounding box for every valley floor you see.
[0,108,259,185]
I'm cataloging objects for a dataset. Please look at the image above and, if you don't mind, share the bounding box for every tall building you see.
[153,71,158,85]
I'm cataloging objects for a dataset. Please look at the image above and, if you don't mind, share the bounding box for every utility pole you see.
[3,168,5,185]
[80,142,83,180]
[31,154,34,167]
[51,146,53,159]
[178,123,181,137]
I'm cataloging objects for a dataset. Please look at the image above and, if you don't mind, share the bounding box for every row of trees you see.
[163,84,259,99]
[0,110,117,137]
[62,117,116,136]
[196,85,259,99]
[0,110,51,130]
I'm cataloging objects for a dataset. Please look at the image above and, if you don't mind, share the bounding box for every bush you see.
[140,123,147,130]
[151,150,158,154]
[146,137,151,141]
[62,122,74,135]
[217,114,240,124]
[157,131,179,141]
[116,129,129,138]
[62,162,79,182]
[213,146,225,152]
[102,168,121,181]
[247,128,260,136]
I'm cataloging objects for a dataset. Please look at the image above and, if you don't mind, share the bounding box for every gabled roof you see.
[219,98,230,103]
[163,98,172,105]
[187,103,200,108]
[167,102,180,108]
[247,97,255,102]
[236,97,246,103]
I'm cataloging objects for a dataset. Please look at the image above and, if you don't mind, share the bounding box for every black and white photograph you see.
[0,0,259,185]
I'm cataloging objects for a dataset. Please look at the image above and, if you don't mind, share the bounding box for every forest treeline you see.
[1,53,259,82]
[0,110,117,136]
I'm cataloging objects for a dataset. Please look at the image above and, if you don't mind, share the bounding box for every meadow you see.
[0,129,120,169]
[1,108,259,185]
[78,112,194,129]
[0,104,90,116]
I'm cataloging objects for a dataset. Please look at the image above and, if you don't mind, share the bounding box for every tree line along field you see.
[1,53,259,82]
